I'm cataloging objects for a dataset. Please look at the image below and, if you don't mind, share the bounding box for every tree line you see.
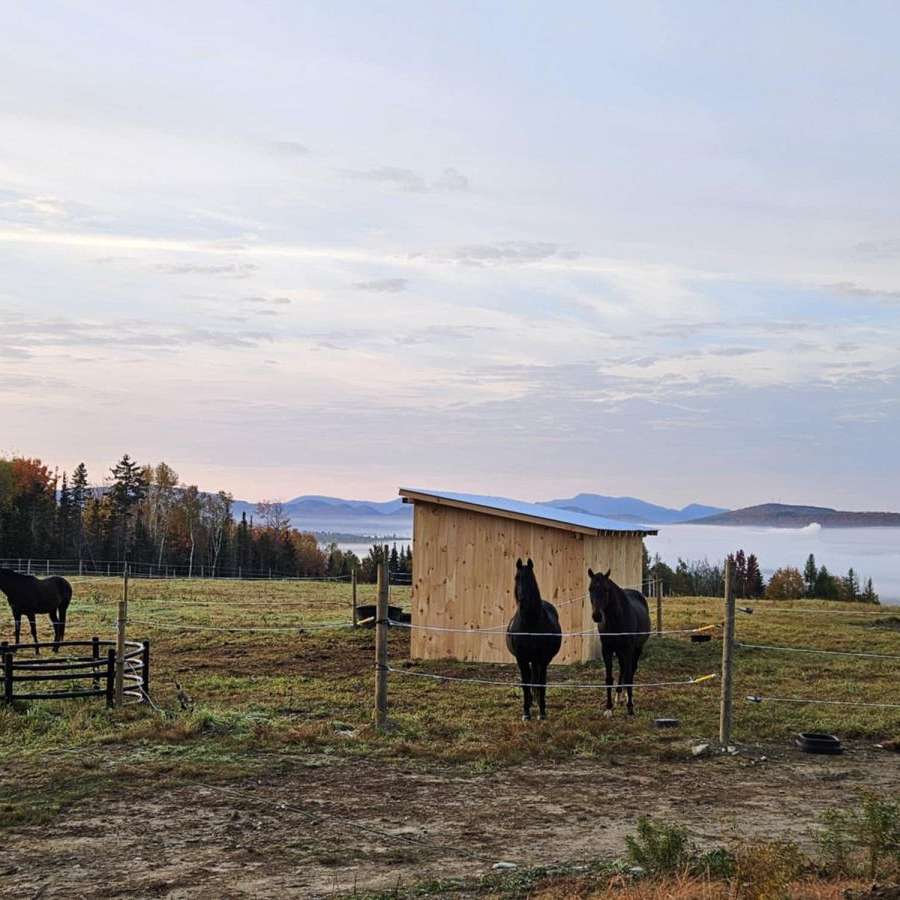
[0,454,409,582]
[644,547,879,603]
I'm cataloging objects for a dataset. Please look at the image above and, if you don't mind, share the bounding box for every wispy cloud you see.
[156,262,259,278]
[352,278,408,293]
[345,166,470,193]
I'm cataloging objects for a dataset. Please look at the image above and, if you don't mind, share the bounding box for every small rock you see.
[492,862,517,871]
[628,866,646,877]
[692,743,710,757]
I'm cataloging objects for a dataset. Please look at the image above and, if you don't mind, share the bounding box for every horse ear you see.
[604,567,611,578]
[527,558,534,569]
[516,558,523,570]
[587,568,594,578]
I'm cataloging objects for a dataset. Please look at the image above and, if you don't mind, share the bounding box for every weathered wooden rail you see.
[0,638,149,707]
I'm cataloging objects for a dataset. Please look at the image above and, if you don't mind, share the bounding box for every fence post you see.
[79,558,83,577]
[374,561,389,729]
[106,649,116,708]
[141,640,150,700]
[351,567,358,627]
[3,650,12,703]
[27,559,32,575]
[719,557,736,746]
[92,636,100,690]
[115,566,129,707]
[656,580,663,635]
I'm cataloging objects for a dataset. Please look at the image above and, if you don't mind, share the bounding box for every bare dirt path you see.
[4,746,899,899]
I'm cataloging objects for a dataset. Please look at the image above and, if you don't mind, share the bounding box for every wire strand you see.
[737,642,900,661]
[388,618,719,638]
[745,694,900,709]
[386,666,717,690]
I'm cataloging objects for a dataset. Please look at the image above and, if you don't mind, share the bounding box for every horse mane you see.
[515,561,543,614]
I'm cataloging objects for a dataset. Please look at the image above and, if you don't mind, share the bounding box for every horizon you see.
[4,3,900,508]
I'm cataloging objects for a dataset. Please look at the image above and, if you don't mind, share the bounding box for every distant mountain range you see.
[230,491,727,535]
[230,493,900,536]
[690,503,900,528]
[544,493,726,525]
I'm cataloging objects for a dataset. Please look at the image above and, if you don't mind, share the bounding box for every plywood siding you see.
[410,502,644,664]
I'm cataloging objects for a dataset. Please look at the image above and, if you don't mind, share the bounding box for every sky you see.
[3,2,900,508]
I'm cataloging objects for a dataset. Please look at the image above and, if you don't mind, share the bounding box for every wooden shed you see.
[399,488,658,665]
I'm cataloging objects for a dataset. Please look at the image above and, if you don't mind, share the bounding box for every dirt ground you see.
[4,744,899,899]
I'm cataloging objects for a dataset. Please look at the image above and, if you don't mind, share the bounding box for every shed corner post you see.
[351,566,358,627]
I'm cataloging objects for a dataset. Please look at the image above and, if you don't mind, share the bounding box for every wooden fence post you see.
[92,636,100,690]
[719,557,736,746]
[656,580,663,635]
[105,649,116,708]
[2,649,12,704]
[374,561,389,729]
[351,567,358,627]
[115,566,129,707]
[141,640,150,699]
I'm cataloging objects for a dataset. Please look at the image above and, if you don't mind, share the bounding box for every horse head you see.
[587,567,617,627]
[514,557,541,614]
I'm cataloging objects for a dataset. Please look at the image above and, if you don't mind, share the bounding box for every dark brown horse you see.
[588,567,650,717]
[506,558,562,721]
[0,568,72,653]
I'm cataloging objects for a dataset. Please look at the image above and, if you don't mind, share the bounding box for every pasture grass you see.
[1,578,898,827]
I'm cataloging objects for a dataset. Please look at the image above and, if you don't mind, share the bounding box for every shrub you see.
[818,793,900,880]
[765,567,806,600]
[731,840,804,899]
[625,817,693,876]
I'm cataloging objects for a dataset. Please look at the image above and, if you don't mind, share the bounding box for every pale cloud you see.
[353,278,408,293]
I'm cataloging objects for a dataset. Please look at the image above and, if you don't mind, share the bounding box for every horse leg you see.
[27,614,39,655]
[48,609,60,653]
[602,647,615,717]
[536,662,548,720]
[517,658,533,721]
[58,602,69,646]
[623,649,636,716]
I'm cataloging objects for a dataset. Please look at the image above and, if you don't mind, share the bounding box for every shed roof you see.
[398,488,658,537]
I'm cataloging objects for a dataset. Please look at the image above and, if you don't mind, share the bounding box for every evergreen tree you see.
[745,553,765,597]
[803,554,818,597]
[389,543,400,573]
[861,578,880,605]
[844,568,859,603]
[814,565,839,600]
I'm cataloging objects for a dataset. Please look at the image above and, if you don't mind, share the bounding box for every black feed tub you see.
[796,732,843,755]
[355,605,410,626]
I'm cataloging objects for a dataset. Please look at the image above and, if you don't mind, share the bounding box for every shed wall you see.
[410,502,644,664]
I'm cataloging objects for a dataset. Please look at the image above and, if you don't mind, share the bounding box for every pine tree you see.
[861,578,879,605]
[803,554,818,597]
[389,543,400,573]
[745,553,765,597]
[57,472,72,555]
[844,568,859,603]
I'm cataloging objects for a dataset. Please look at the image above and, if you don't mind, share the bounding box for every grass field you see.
[1,577,898,896]
[3,578,898,805]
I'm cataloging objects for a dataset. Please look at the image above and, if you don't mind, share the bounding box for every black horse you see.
[506,558,562,721]
[0,568,72,653]
[588,567,651,717]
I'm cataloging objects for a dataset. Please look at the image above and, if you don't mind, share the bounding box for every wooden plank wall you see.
[410,502,644,664]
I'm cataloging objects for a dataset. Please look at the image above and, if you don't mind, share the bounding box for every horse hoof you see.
[538,713,547,721]
[522,714,531,722]
[603,709,613,719]
[627,709,635,717]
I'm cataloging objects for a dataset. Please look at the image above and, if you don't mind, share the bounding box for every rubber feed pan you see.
[796,732,843,754]
[690,634,712,643]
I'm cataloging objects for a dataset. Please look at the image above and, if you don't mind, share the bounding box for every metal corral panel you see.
[405,497,646,665]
